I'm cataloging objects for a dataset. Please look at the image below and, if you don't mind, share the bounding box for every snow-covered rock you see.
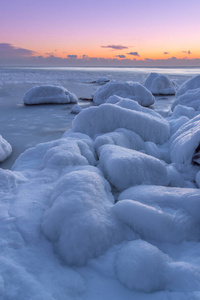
[113,199,199,243]
[23,85,78,105]
[106,95,163,119]
[115,240,168,292]
[99,144,169,191]
[0,134,12,162]
[172,88,200,111]
[144,72,177,95]
[176,74,200,98]
[171,104,196,119]
[170,115,200,164]
[93,81,154,106]
[72,103,170,144]
[119,185,200,221]
[71,104,82,114]
[41,167,122,266]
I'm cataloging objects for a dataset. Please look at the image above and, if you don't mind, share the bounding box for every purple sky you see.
[0,0,200,66]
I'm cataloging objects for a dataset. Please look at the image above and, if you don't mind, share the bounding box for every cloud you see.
[116,55,126,58]
[127,52,140,57]
[182,50,191,54]
[101,45,128,50]
[164,52,169,55]
[67,54,78,59]
[0,43,36,58]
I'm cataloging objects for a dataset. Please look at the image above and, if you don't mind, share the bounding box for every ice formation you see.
[172,88,200,111]
[0,134,12,162]
[23,85,78,105]
[1,68,200,299]
[93,81,155,106]
[144,72,177,95]
[170,115,200,164]
[99,144,169,191]
[176,74,200,98]
[72,103,170,143]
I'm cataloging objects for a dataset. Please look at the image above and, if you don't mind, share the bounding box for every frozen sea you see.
[1,66,200,300]
[1,66,200,169]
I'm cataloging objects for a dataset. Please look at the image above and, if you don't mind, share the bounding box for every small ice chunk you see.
[71,104,82,114]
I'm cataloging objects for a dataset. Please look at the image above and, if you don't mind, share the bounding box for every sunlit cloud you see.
[101,45,128,50]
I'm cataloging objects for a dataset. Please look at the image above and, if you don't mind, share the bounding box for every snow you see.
[144,72,177,95]
[1,67,200,299]
[0,134,12,162]
[176,74,200,98]
[93,81,155,106]
[23,85,78,105]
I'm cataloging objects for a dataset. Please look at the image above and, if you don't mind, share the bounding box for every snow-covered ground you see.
[1,66,200,299]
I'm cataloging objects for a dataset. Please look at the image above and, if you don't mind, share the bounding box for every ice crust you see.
[1,71,200,299]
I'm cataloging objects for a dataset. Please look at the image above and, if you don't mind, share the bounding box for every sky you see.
[0,0,200,67]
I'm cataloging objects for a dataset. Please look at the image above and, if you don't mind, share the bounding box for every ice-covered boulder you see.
[12,135,96,172]
[172,88,200,111]
[176,74,200,98]
[99,144,169,191]
[170,115,200,164]
[106,95,163,119]
[71,104,82,114]
[72,103,170,144]
[144,73,177,95]
[0,135,12,162]
[94,128,145,155]
[170,104,196,119]
[119,185,200,222]
[23,85,78,105]
[41,167,122,266]
[115,240,168,292]
[113,198,199,243]
[93,81,154,106]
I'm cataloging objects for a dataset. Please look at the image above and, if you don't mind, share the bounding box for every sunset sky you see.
[1,0,200,66]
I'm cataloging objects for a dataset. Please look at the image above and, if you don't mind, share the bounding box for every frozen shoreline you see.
[1,67,200,299]
[0,67,195,169]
